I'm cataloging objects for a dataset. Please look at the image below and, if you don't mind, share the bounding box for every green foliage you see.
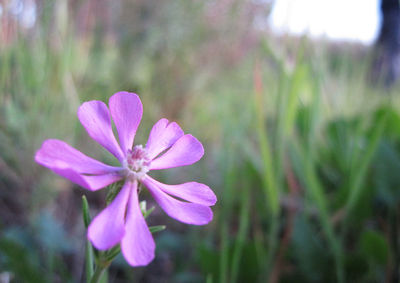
[0,237,44,283]
[360,230,389,265]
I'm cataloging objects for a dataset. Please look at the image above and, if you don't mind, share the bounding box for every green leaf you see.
[359,230,389,265]
[140,200,147,213]
[0,237,43,283]
[291,215,334,282]
[149,225,166,233]
[105,181,123,204]
[373,141,400,208]
[82,195,91,229]
[345,113,387,215]
[104,245,121,262]
[143,206,155,219]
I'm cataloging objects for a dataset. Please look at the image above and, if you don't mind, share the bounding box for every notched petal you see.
[142,177,213,225]
[149,134,204,170]
[146,118,184,160]
[109,92,143,154]
[144,176,216,206]
[78,100,124,161]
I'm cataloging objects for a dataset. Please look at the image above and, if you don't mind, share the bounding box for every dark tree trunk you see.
[372,0,400,87]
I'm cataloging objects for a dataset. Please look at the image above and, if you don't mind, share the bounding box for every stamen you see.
[123,145,150,181]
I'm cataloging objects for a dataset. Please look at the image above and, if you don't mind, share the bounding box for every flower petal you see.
[88,181,131,250]
[121,181,155,266]
[149,135,204,170]
[82,174,123,191]
[145,118,184,160]
[109,92,143,154]
[35,139,121,175]
[144,176,216,206]
[41,162,122,191]
[142,176,213,225]
[78,100,124,161]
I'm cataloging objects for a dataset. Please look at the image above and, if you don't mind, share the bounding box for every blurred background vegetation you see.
[1,0,400,282]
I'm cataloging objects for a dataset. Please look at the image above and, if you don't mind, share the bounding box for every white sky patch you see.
[269,0,381,44]
[20,0,36,29]
[0,0,36,29]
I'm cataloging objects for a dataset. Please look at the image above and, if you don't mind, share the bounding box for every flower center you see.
[123,145,150,180]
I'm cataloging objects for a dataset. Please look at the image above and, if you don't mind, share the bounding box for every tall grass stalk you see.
[302,63,345,282]
[218,147,239,283]
[230,175,251,283]
[342,111,387,234]
[253,61,280,278]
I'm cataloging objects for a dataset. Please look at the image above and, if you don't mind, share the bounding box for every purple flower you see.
[35,92,216,266]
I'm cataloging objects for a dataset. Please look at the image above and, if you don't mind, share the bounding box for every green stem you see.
[85,240,94,281]
[90,262,109,283]
[265,219,279,276]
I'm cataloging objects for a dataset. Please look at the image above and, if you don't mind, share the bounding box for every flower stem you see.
[85,240,94,280]
[90,263,109,283]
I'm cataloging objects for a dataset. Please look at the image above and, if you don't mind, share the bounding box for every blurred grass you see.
[1,1,400,282]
